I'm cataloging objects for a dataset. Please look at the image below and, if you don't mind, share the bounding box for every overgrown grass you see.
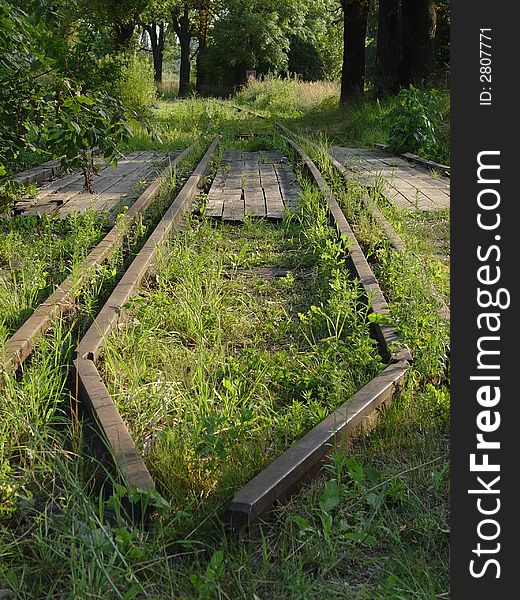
[99,180,383,517]
[121,98,274,154]
[235,76,340,118]
[0,211,108,345]
[1,88,450,598]
[234,76,450,164]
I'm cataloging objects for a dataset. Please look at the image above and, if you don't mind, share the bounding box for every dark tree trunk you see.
[400,0,437,86]
[172,7,192,98]
[340,0,369,104]
[196,44,207,93]
[144,23,165,83]
[195,5,209,93]
[114,20,137,47]
[375,0,402,96]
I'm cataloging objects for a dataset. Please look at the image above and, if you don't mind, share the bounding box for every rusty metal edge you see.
[73,136,220,491]
[275,122,407,253]
[372,143,450,176]
[327,148,450,322]
[275,124,450,323]
[1,143,197,375]
[228,360,409,527]
[226,134,412,527]
[76,136,220,363]
[282,135,411,365]
[74,356,155,490]
[401,152,450,176]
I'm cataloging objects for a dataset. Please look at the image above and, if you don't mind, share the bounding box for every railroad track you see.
[3,122,429,529]
[25,128,408,526]
[73,136,220,490]
[228,137,411,526]
[1,142,197,374]
[275,122,451,321]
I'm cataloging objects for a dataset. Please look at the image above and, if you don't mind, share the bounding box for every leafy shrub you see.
[387,86,450,165]
[0,4,133,211]
[119,54,157,117]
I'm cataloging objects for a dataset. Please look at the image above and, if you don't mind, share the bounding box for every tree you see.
[0,3,131,210]
[170,3,194,97]
[400,0,436,86]
[87,0,150,47]
[203,0,302,88]
[288,0,343,81]
[340,0,369,103]
[375,0,402,96]
[142,22,166,82]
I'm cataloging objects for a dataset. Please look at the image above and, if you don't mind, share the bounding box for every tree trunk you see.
[375,0,402,96]
[196,44,207,93]
[172,7,192,98]
[400,0,436,86]
[195,4,210,93]
[340,0,369,104]
[144,23,165,83]
[114,20,136,47]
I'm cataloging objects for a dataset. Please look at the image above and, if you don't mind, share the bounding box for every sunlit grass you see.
[99,182,383,515]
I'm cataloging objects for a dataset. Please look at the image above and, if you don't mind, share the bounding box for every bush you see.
[235,75,339,117]
[119,54,157,118]
[387,86,450,165]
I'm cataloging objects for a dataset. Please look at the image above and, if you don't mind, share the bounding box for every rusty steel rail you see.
[283,135,411,365]
[1,144,196,375]
[322,145,450,322]
[276,126,406,249]
[73,136,220,491]
[275,122,450,321]
[227,137,412,527]
[275,122,407,253]
[373,143,450,176]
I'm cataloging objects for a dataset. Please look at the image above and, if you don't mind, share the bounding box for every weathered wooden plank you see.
[273,165,299,211]
[330,146,450,212]
[244,189,266,217]
[59,153,162,216]
[205,189,225,218]
[222,190,244,222]
[22,152,155,216]
[33,151,149,205]
[264,186,284,220]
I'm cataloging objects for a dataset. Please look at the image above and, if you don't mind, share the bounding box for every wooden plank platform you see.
[330,146,450,211]
[204,150,300,223]
[15,152,172,218]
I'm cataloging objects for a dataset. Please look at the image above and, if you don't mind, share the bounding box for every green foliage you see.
[387,86,450,164]
[203,0,302,86]
[119,54,157,117]
[0,1,134,209]
[47,83,132,190]
[288,0,343,81]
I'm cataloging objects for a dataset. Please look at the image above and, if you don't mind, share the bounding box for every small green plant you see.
[119,54,157,119]
[387,86,449,164]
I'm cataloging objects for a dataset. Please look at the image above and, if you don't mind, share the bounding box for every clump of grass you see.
[235,75,340,118]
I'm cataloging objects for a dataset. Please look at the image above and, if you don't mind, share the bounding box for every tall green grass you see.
[0,212,108,346]
[100,180,383,515]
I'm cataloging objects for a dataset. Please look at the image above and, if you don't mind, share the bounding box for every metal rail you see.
[227,136,412,527]
[1,144,197,374]
[275,122,450,321]
[73,137,220,491]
